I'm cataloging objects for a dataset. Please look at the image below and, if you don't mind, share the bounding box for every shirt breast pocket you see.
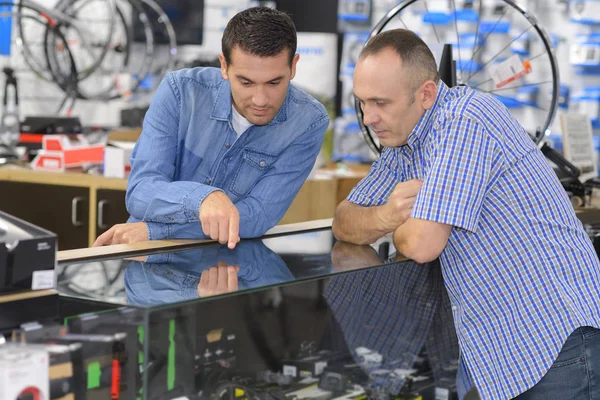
[230,148,278,197]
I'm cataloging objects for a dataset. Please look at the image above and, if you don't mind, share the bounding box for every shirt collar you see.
[406,80,449,150]
[210,79,289,125]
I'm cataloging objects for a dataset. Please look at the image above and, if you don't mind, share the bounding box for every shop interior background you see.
[1,0,599,166]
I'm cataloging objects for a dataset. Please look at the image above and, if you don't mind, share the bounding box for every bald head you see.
[359,29,439,103]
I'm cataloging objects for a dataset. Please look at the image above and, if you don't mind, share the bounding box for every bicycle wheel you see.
[14,0,116,84]
[47,0,155,101]
[357,0,560,155]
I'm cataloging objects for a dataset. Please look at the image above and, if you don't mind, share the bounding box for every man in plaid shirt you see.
[333,29,600,399]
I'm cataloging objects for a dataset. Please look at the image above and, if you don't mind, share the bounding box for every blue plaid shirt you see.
[348,81,600,399]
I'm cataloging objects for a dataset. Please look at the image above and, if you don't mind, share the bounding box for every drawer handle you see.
[98,199,110,229]
[71,197,84,227]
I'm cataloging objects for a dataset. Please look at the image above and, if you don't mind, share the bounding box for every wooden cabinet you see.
[96,189,130,236]
[0,166,367,249]
[0,181,90,250]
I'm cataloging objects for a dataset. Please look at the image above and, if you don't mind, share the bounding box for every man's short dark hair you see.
[361,29,440,102]
[222,7,297,66]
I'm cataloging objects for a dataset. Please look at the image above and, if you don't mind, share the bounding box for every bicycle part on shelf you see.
[4,0,176,111]
[0,67,20,164]
[3,6,80,116]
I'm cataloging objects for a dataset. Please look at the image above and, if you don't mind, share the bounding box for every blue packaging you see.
[0,4,12,56]
[593,135,600,175]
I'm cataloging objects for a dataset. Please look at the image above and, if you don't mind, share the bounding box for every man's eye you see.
[241,81,251,87]
[376,101,386,106]
[269,81,281,86]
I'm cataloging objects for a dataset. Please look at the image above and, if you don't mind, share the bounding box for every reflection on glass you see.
[326,242,460,397]
[57,229,395,307]
[125,240,295,306]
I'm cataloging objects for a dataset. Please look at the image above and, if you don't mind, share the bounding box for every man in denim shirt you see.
[94,7,329,249]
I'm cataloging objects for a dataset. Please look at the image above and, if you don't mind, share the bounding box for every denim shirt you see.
[126,67,329,240]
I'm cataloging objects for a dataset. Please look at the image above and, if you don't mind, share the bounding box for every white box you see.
[0,345,49,400]
[104,141,134,179]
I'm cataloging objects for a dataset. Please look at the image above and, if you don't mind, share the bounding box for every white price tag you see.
[315,361,327,375]
[571,1,600,23]
[488,54,532,88]
[560,113,597,181]
[570,44,600,65]
[429,0,449,12]
[581,100,600,121]
[31,270,55,290]
[435,387,450,400]
[283,365,297,377]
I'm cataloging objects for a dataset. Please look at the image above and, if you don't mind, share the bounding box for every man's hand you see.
[376,179,423,231]
[93,222,149,247]
[197,262,239,298]
[200,191,241,249]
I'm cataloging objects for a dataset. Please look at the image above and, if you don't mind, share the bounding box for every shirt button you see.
[452,306,457,311]
[225,143,230,149]
[259,160,266,167]
[205,179,212,184]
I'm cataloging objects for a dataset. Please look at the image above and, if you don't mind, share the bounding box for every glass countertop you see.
[57,227,400,308]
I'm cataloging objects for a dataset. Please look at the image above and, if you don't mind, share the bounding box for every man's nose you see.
[252,87,268,107]
[362,107,380,126]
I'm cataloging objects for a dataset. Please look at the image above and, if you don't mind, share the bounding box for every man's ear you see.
[421,80,438,110]
[218,53,229,80]
[289,53,300,80]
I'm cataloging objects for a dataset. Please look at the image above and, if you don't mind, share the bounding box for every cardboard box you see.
[30,134,104,172]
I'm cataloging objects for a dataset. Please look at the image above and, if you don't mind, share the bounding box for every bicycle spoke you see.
[466,0,484,79]
[491,93,548,111]
[423,0,440,44]
[472,78,492,89]
[399,15,409,30]
[451,0,463,80]
[528,50,548,62]
[466,6,509,81]
[469,25,533,80]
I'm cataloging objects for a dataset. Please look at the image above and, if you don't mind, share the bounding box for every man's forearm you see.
[332,201,392,245]
[392,218,452,264]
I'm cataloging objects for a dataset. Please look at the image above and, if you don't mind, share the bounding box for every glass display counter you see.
[53,221,460,400]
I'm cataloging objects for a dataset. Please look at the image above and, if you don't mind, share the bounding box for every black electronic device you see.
[120,106,149,128]
[66,308,143,400]
[20,116,83,135]
[0,210,56,293]
[439,44,457,89]
[133,0,204,45]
